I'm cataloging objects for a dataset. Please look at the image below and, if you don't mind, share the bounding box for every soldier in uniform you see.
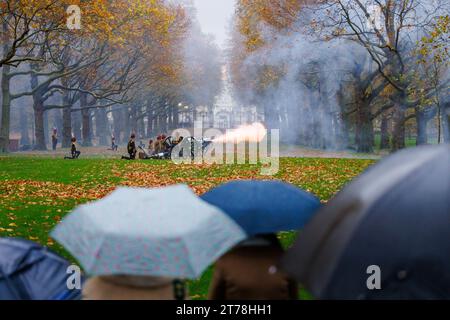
[65,137,81,159]
[126,134,137,160]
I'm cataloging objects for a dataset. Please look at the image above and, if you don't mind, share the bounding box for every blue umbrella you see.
[51,185,246,279]
[0,238,84,300]
[201,180,321,236]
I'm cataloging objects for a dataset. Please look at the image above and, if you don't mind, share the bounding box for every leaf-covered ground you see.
[0,156,375,299]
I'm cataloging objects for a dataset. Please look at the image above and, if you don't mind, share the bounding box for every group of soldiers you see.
[60,132,182,160]
[122,133,184,160]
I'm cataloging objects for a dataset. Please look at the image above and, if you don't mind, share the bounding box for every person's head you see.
[149,139,153,144]
[100,275,174,288]
[71,137,77,143]
[83,275,182,300]
[130,134,136,140]
[238,233,281,248]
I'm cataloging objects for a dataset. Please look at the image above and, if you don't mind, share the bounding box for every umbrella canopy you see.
[281,145,450,299]
[0,238,83,300]
[201,180,321,236]
[51,185,246,279]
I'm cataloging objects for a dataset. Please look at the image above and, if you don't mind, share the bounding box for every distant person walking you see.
[51,128,58,151]
[111,135,118,151]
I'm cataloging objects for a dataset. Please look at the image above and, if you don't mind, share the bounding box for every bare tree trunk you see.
[380,114,390,149]
[62,106,72,148]
[0,21,11,153]
[146,106,154,137]
[207,105,214,128]
[173,106,179,129]
[43,109,49,146]
[81,108,92,146]
[33,101,46,150]
[0,64,11,152]
[112,108,122,144]
[158,114,166,134]
[167,106,173,131]
[129,106,138,136]
[138,116,145,138]
[154,112,160,135]
[415,109,429,146]
[72,110,82,141]
[263,98,279,131]
[441,103,450,143]
[338,114,350,150]
[124,107,132,136]
[80,94,92,146]
[30,68,47,150]
[355,100,374,153]
[52,109,63,134]
[392,106,406,152]
[95,108,108,146]
[19,107,30,146]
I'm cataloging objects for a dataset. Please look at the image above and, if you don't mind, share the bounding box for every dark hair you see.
[71,137,77,143]
[130,134,136,139]
[257,234,281,246]
[237,233,282,249]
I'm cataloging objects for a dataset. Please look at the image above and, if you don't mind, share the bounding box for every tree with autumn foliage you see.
[417,14,450,143]
[0,0,125,151]
[317,0,450,150]
[229,0,449,152]
[117,4,222,141]
[1,0,221,152]
[230,0,352,149]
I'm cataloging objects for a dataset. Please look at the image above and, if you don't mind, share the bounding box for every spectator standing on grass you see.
[208,234,298,300]
[111,135,118,151]
[51,128,58,151]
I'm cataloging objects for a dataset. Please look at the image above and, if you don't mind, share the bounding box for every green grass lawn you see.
[0,156,375,299]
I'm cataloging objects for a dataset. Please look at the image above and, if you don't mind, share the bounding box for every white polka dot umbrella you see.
[51,185,246,279]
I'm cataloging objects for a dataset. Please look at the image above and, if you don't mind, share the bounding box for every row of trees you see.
[0,0,222,151]
[229,0,449,152]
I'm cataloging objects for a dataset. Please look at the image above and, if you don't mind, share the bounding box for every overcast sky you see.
[193,0,236,48]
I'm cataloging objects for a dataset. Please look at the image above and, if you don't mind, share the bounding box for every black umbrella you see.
[0,238,84,300]
[281,145,450,299]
